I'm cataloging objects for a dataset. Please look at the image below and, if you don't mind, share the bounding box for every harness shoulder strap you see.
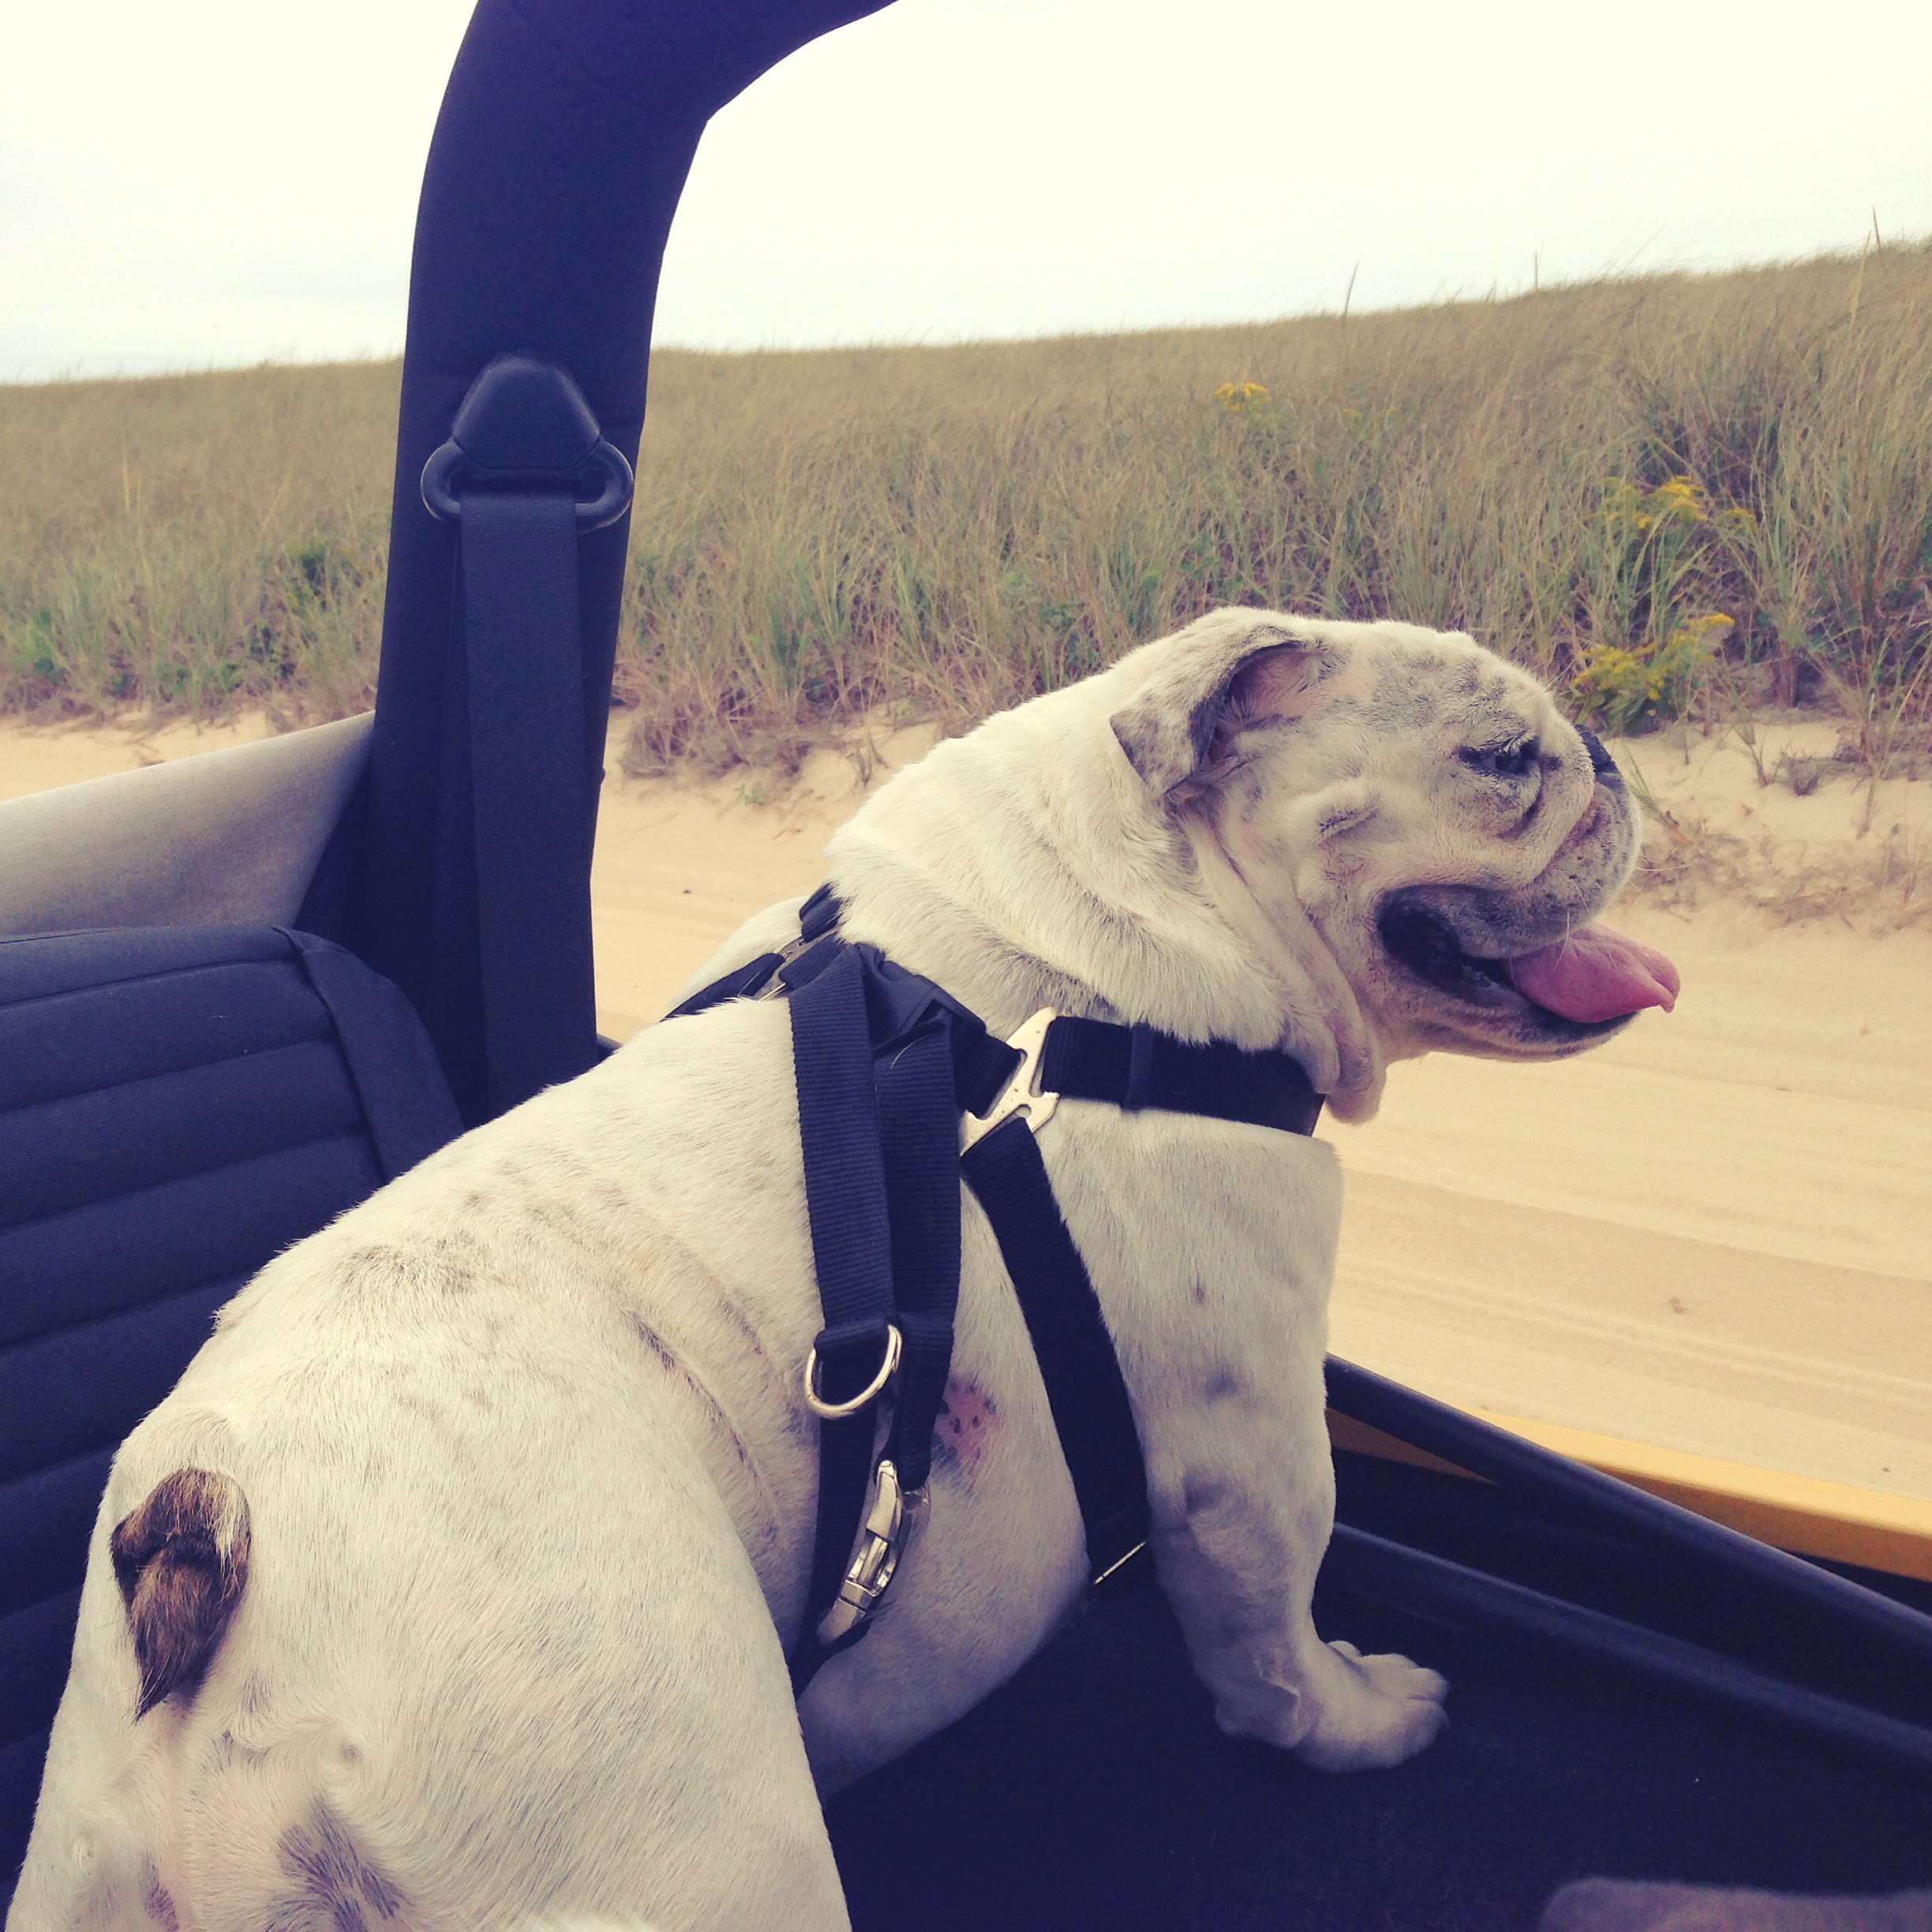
[785,942,899,1687]
[668,884,844,1020]
[785,934,978,1693]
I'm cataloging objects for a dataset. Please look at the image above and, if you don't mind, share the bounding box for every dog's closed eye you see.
[1458,739,1540,781]
[1316,799,1376,840]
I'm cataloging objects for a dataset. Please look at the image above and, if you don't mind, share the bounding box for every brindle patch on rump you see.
[109,1468,251,1718]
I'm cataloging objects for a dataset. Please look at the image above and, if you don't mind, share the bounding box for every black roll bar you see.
[342,0,890,1121]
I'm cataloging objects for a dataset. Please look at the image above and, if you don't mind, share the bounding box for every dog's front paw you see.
[1288,1638,1449,1772]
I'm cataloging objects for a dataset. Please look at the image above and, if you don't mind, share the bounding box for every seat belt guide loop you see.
[419,352,635,532]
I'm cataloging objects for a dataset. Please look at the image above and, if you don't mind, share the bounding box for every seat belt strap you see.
[419,354,636,1121]
[460,490,598,1117]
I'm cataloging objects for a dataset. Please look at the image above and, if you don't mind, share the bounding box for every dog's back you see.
[12,1015,849,1932]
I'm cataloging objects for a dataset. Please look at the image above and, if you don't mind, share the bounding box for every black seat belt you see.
[419,354,635,1120]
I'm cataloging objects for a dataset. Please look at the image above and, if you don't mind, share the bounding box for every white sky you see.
[2,0,1929,384]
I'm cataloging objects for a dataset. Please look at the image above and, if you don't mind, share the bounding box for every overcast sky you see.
[3,0,1929,384]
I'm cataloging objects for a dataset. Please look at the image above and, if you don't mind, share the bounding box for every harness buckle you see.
[752,927,838,999]
[816,1457,928,1647]
[960,1007,1061,1153]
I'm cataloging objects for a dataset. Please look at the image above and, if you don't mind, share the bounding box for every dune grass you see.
[0,361,398,727]
[2,246,1928,782]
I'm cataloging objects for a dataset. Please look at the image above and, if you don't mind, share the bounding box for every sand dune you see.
[4,712,1927,1506]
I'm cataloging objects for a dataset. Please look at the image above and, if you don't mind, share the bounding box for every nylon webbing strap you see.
[461,489,597,1116]
[1041,1017,1323,1135]
[787,945,897,1658]
[786,941,981,1689]
[874,1013,961,1493]
[962,1117,1151,1587]
[668,885,846,1021]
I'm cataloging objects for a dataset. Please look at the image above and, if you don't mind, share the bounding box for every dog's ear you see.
[1109,609,1331,796]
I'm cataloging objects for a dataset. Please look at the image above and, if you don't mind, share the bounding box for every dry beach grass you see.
[3,245,1928,793]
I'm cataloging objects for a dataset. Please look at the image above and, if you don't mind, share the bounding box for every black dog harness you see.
[673,887,1324,1691]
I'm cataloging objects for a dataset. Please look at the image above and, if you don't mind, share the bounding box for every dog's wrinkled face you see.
[1110,609,1678,1076]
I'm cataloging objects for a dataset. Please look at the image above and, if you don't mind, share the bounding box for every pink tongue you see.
[1506,924,1680,1024]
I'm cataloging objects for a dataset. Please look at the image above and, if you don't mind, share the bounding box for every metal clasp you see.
[816,1458,928,1646]
[751,926,838,999]
[961,1008,1061,1152]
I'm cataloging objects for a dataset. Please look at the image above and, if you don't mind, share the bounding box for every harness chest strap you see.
[672,888,1324,1691]
[958,1112,1151,1590]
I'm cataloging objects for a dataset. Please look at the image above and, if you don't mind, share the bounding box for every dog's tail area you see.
[109,1468,251,1717]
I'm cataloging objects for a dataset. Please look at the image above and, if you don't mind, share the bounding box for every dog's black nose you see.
[1577,727,1621,785]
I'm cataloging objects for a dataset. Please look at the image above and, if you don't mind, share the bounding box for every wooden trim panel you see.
[1327,1405,1932,1584]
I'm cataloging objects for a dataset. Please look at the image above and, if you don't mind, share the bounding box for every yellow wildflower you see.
[1215,382,1271,414]
[1571,614,1732,732]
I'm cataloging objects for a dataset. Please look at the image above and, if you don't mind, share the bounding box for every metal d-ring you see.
[803,1322,903,1421]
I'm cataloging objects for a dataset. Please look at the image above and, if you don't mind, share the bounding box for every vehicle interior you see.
[3,3,1929,1923]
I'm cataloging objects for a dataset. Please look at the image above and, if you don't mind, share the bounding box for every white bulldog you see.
[13,609,1678,1932]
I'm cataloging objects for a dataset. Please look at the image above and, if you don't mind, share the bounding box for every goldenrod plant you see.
[1570,613,1734,734]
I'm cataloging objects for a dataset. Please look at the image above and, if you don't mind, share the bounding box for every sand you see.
[4,711,1927,1503]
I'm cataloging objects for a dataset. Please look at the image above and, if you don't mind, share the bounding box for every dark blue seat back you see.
[0,925,459,1889]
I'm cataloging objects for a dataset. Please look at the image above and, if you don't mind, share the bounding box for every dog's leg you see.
[1148,1351,1450,1772]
